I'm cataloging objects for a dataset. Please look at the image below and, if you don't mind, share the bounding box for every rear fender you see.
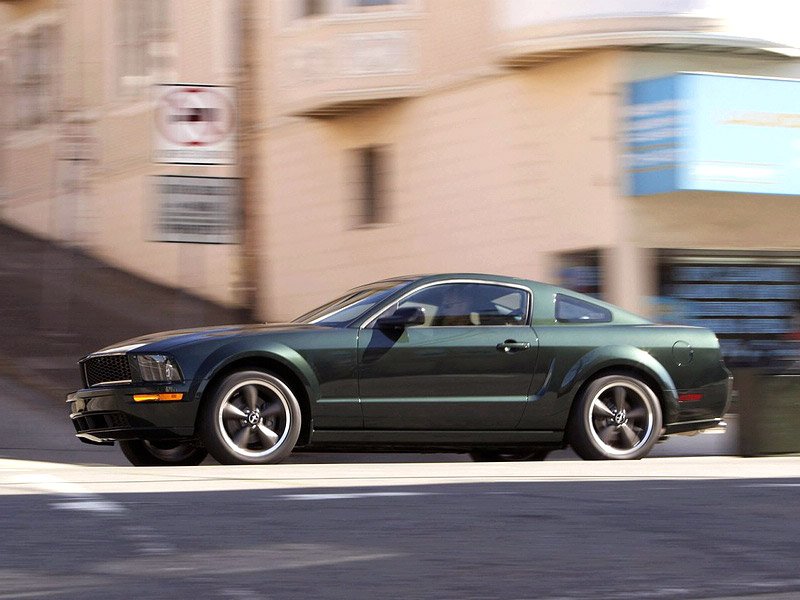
[561,345,679,423]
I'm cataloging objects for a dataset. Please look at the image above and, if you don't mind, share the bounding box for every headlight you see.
[134,354,183,383]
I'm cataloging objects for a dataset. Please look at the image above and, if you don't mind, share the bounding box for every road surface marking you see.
[7,473,179,555]
[279,491,437,500]
[95,544,402,576]
[739,483,800,488]
[50,499,126,514]
[8,473,126,514]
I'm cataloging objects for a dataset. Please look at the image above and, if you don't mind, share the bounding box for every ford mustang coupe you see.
[67,274,732,466]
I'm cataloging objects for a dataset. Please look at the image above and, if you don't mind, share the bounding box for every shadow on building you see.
[0,223,248,399]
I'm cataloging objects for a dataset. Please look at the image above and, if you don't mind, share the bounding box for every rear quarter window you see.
[555,294,612,323]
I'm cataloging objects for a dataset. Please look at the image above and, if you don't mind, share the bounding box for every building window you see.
[337,0,408,15]
[302,0,326,17]
[558,249,603,298]
[288,0,326,22]
[12,26,59,129]
[354,146,388,227]
[116,0,172,96]
[354,0,398,6]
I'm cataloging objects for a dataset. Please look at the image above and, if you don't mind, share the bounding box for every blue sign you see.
[627,73,800,196]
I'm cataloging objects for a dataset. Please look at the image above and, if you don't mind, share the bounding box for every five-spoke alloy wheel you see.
[201,370,301,465]
[569,374,662,460]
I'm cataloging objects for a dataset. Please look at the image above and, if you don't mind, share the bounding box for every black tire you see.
[568,374,662,460]
[200,370,301,465]
[118,439,207,466]
[469,449,551,462]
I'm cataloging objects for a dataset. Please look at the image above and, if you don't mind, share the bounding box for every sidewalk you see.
[0,375,128,465]
[0,223,246,398]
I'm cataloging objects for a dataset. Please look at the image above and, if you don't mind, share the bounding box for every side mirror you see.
[375,306,425,330]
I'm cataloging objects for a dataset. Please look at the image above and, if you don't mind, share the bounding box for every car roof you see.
[379,273,538,287]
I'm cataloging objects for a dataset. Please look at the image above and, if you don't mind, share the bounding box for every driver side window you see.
[376,282,529,327]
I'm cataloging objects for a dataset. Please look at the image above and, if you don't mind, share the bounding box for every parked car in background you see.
[67,274,732,465]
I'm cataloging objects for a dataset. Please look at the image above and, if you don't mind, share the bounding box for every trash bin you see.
[738,368,800,456]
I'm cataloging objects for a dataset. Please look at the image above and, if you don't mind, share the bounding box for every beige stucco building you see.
[3,0,800,369]
[259,2,800,312]
[1,0,243,306]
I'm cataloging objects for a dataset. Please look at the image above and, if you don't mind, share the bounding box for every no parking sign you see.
[153,84,236,165]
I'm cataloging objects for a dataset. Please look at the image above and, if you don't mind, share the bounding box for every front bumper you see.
[67,383,199,444]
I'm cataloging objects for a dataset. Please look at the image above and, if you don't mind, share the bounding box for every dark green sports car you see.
[67,274,732,465]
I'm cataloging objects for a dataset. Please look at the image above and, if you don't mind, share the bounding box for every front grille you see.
[83,355,132,387]
[72,411,130,433]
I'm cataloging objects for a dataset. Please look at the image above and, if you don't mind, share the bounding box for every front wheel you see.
[568,374,662,460]
[200,370,301,465]
[118,439,207,466]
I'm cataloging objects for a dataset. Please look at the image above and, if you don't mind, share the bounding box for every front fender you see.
[189,341,320,406]
[561,345,679,423]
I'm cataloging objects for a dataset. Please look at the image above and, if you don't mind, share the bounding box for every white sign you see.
[285,32,415,86]
[340,32,413,76]
[154,176,239,244]
[153,85,236,165]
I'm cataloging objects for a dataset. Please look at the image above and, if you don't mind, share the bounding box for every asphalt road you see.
[2,461,800,600]
[1,376,798,600]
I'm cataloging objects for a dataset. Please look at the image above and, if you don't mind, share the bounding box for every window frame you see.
[361,280,533,329]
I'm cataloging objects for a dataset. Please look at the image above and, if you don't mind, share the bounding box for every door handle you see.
[496,340,531,353]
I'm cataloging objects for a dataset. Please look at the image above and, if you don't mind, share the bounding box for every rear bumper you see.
[67,384,198,443]
[664,418,726,435]
[665,371,733,433]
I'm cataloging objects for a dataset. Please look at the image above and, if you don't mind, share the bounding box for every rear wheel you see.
[469,449,551,462]
[200,370,301,465]
[569,374,662,460]
[118,439,207,466]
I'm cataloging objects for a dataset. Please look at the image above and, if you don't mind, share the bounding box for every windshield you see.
[293,280,411,326]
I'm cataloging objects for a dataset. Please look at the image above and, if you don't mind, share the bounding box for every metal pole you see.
[237,0,260,322]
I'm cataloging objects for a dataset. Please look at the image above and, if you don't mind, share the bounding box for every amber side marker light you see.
[133,393,184,402]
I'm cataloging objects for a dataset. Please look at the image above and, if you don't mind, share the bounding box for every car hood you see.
[91,323,328,354]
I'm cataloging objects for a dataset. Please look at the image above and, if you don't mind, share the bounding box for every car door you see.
[357,281,539,430]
